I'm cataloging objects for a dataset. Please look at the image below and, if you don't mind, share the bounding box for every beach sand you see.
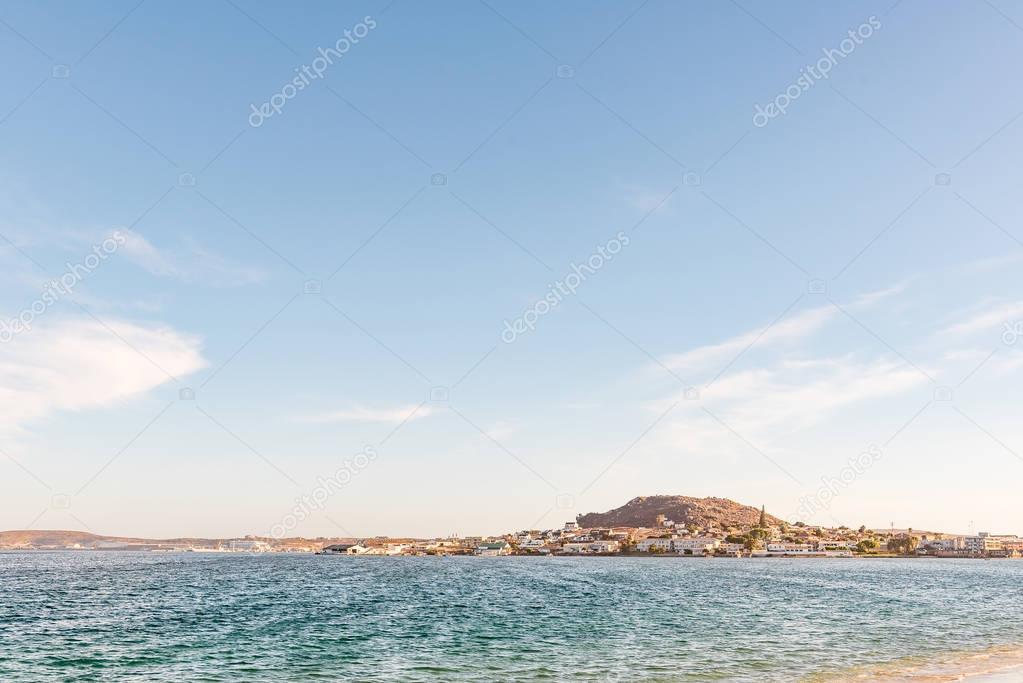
[968,667,1023,682]
[812,645,1023,682]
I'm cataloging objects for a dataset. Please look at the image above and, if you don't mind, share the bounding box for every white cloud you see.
[961,252,1023,273]
[624,185,676,215]
[485,421,516,440]
[663,304,836,374]
[849,280,911,308]
[119,232,266,287]
[0,317,205,434]
[648,284,931,461]
[654,355,928,465]
[939,301,1023,337]
[661,284,911,379]
[293,404,436,424]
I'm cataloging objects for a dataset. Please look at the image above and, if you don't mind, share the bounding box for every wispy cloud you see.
[0,317,205,434]
[661,284,910,378]
[641,283,933,473]
[293,404,436,424]
[485,420,516,440]
[119,232,267,287]
[676,356,926,439]
[960,251,1023,273]
[939,300,1023,337]
[624,184,677,214]
[849,280,911,308]
[663,304,836,374]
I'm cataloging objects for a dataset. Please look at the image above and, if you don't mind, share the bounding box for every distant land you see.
[1,494,1018,558]
[0,530,239,548]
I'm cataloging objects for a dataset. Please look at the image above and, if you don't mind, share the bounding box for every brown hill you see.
[576,496,782,529]
[0,530,105,547]
[0,530,226,547]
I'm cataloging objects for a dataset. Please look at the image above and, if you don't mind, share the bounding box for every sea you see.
[2,552,1023,682]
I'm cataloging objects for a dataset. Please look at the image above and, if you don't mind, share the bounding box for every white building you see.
[816,540,854,551]
[965,533,1002,553]
[675,538,720,554]
[636,537,675,552]
[924,537,966,552]
[228,539,269,552]
[636,537,719,554]
[562,540,621,554]
[319,543,368,555]
[476,542,511,556]
[766,543,817,554]
[717,542,745,554]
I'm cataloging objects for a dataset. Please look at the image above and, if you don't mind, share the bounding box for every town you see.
[317,508,1023,559]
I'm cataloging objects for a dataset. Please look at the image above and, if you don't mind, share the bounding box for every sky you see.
[2,0,1023,539]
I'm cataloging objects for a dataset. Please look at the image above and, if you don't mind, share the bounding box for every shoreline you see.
[3,548,1018,556]
[813,644,1023,682]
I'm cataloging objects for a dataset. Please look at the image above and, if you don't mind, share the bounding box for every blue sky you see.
[2,0,1023,538]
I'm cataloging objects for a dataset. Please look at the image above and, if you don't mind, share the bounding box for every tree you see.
[744,535,764,551]
[758,505,767,529]
[856,539,878,553]
[886,536,920,555]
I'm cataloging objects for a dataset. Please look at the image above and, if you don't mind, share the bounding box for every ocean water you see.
[2,553,1023,682]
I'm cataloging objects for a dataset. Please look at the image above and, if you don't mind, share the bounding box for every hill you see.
[0,530,230,548]
[576,495,782,529]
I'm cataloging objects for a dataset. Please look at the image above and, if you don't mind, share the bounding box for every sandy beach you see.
[817,645,1023,682]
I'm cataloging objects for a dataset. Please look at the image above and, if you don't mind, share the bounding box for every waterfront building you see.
[965,533,1002,554]
[766,543,817,554]
[636,537,675,552]
[816,540,855,551]
[227,539,269,552]
[476,542,512,556]
[320,543,368,555]
[561,540,621,554]
[674,538,720,555]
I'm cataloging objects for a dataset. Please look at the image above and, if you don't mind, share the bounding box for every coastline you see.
[811,644,1023,682]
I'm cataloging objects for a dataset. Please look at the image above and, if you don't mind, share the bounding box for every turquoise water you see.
[2,553,1023,681]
